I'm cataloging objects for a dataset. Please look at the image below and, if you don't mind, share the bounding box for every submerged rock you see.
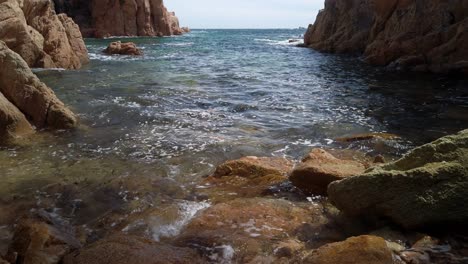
[328,129,468,229]
[63,234,202,264]
[301,235,395,264]
[213,156,293,179]
[6,212,81,264]
[175,197,326,263]
[335,133,400,143]
[0,41,77,132]
[290,149,365,195]
[0,0,88,69]
[104,41,142,56]
[304,0,468,74]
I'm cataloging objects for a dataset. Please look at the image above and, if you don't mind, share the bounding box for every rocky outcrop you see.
[0,0,88,69]
[53,0,186,38]
[302,235,395,264]
[0,41,77,140]
[104,41,142,56]
[328,129,468,229]
[304,0,468,74]
[63,235,202,264]
[290,149,366,195]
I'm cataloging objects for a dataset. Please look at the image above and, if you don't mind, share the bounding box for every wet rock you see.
[399,236,468,264]
[0,0,88,69]
[0,91,34,142]
[301,235,395,264]
[104,41,142,56]
[335,132,400,143]
[304,0,468,74]
[0,256,8,264]
[213,156,293,179]
[203,156,294,201]
[328,129,468,229]
[6,212,81,264]
[289,149,365,195]
[0,41,77,130]
[175,198,326,263]
[63,234,202,264]
[373,155,386,164]
[181,27,191,33]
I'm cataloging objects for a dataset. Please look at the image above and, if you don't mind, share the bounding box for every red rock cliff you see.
[0,0,89,69]
[54,0,187,38]
[304,0,468,74]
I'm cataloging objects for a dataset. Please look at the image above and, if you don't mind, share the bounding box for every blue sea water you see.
[0,29,467,240]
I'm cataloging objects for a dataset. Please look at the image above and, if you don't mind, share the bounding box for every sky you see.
[165,0,325,29]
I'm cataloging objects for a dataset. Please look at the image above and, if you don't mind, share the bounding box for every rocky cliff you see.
[0,0,88,69]
[53,0,187,38]
[0,41,77,142]
[304,0,468,74]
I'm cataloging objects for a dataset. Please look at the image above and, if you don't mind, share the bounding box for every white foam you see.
[151,200,210,241]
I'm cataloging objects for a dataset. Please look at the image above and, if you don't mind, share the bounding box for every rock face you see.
[104,41,142,56]
[0,41,77,140]
[53,0,186,38]
[63,234,202,264]
[0,0,88,69]
[0,92,34,141]
[304,0,468,74]
[290,149,366,195]
[328,129,468,229]
[6,215,81,264]
[302,235,395,264]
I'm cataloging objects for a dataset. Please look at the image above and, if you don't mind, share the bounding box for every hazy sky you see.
[165,0,324,29]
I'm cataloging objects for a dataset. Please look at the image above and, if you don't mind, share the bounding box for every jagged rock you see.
[53,0,186,38]
[0,41,77,130]
[104,41,142,56]
[328,129,468,229]
[63,234,203,264]
[304,0,468,74]
[6,212,81,264]
[0,0,88,69]
[301,235,395,264]
[289,149,365,195]
[0,91,34,141]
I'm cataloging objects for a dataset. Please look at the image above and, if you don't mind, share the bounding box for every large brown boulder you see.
[0,0,88,69]
[328,129,468,229]
[104,41,142,56]
[0,41,77,130]
[63,234,203,264]
[289,149,366,195]
[302,235,395,264]
[53,0,186,38]
[304,0,468,74]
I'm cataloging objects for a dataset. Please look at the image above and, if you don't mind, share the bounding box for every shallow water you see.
[1,29,468,245]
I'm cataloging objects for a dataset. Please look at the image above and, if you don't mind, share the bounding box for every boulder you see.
[304,0,468,74]
[0,41,77,130]
[0,91,34,141]
[302,235,395,264]
[63,234,203,264]
[104,41,142,56]
[0,0,88,69]
[328,129,468,229]
[289,149,365,195]
[6,214,81,264]
[213,156,293,179]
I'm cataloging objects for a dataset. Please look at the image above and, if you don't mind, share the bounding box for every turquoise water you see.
[0,29,467,245]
